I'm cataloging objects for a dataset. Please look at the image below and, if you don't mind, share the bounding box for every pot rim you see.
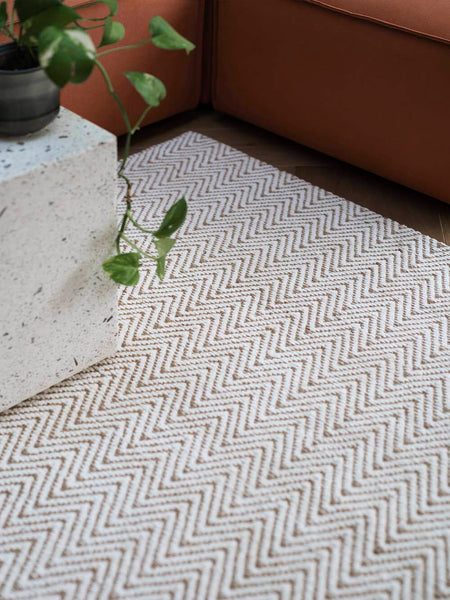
[0,41,41,75]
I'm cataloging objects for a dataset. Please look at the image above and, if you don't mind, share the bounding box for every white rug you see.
[1,132,450,600]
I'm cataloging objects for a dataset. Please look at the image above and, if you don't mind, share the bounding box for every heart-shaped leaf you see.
[156,257,166,281]
[153,197,187,239]
[99,17,125,47]
[0,2,8,29]
[38,26,96,87]
[15,0,61,22]
[124,71,166,107]
[153,237,176,259]
[149,16,195,54]
[102,252,140,286]
[22,5,80,44]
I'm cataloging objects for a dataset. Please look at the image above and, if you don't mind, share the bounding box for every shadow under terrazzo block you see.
[0,107,119,412]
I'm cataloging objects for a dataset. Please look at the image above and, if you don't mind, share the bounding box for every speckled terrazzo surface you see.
[0,107,116,181]
[0,108,119,411]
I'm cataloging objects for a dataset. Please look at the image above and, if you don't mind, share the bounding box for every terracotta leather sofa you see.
[4,0,450,203]
[210,0,450,203]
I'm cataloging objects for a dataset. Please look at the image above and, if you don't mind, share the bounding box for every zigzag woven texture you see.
[1,131,450,600]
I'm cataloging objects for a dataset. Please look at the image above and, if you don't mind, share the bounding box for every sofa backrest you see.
[302,0,450,45]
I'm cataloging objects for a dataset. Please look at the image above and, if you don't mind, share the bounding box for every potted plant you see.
[0,0,194,285]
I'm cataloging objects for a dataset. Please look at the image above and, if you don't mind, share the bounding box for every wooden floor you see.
[120,106,450,245]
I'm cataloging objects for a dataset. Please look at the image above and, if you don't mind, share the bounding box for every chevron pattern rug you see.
[1,132,450,600]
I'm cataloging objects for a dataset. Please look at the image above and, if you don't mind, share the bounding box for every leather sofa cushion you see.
[302,0,450,44]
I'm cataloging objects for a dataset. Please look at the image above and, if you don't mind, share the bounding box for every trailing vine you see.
[0,0,194,285]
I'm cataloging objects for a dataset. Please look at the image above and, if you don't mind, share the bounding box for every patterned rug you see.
[1,132,450,600]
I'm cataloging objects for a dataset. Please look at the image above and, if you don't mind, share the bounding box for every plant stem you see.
[94,57,159,262]
[76,0,110,9]
[9,5,15,31]
[94,59,133,187]
[97,36,152,57]
[115,211,128,253]
[94,58,137,254]
[121,234,157,260]
[79,15,109,22]
[78,23,106,30]
[1,25,19,44]
[132,105,152,134]
[118,131,131,178]
[126,207,153,233]
[94,59,131,130]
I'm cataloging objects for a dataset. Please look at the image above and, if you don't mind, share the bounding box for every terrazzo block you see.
[0,108,118,412]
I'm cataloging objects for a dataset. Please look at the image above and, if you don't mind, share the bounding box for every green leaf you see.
[124,71,166,107]
[153,198,187,239]
[38,26,96,87]
[99,17,125,47]
[15,0,61,22]
[102,252,140,286]
[156,257,166,281]
[153,237,176,259]
[0,2,8,29]
[22,5,80,44]
[149,16,195,54]
[91,0,118,16]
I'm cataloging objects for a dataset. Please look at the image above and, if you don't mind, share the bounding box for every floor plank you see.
[120,106,450,244]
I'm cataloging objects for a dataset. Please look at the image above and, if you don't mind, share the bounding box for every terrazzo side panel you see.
[0,109,119,412]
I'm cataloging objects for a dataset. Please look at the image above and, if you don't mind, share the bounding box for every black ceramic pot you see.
[0,42,60,136]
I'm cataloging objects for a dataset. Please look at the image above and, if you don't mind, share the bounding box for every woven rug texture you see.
[1,132,450,600]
